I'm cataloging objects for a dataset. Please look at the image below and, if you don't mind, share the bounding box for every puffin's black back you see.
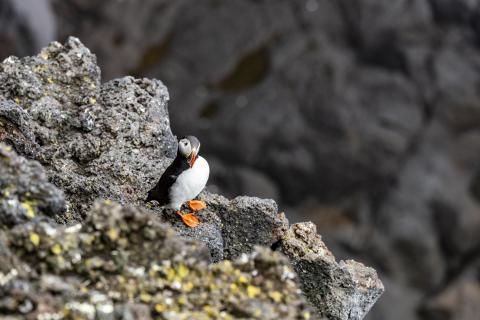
[146,155,190,204]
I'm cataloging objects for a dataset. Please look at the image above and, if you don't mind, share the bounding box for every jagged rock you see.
[200,192,288,260]
[280,222,384,319]
[0,37,176,222]
[0,98,36,157]
[155,196,384,319]
[0,200,315,320]
[155,192,288,263]
[0,143,66,226]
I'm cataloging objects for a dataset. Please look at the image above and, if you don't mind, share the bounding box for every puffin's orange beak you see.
[188,151,197,168]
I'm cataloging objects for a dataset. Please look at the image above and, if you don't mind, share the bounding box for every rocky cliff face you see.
[0,38,383,319]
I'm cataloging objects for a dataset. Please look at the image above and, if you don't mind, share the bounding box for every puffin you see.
[146,136,209,228]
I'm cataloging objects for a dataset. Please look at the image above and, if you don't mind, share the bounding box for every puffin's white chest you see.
[169,156,209,210]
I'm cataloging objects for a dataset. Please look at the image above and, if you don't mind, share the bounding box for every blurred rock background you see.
[1,0,480,319]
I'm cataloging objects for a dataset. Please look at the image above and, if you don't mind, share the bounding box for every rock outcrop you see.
[0,38,383,319]
[0,37,175,223]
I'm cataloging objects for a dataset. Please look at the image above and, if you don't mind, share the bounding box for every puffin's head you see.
[178,136,201,168]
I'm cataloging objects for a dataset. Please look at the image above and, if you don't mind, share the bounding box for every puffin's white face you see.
[178,138,192,158]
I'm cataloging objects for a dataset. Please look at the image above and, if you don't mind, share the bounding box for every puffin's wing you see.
[146,157,188,204]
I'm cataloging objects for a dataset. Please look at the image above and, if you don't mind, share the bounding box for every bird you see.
[146,135,209,228]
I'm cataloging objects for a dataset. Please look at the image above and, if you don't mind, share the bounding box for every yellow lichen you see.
[183,281,194,292]
[89,97,96,105]
[177,295,187,305]
[209,283,218,291]
[177,264,189,279]
[247,285,260,298]
[106,228,119,241]
[1,185,15,198]
[303,311,311,319]
[139,292,151,303]
[154,303,165,313]
[238,275,248,284]
[20,201,35,218]
[51,243,62,255]
[223,260,232,269]
[40,51,49,60]
[166,268,176,282]
[203,305,217,316]
[29,232,40,246]
[269,291,282,303]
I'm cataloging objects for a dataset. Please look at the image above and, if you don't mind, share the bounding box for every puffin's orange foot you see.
[180,213,199,228]
[187,200,206,212]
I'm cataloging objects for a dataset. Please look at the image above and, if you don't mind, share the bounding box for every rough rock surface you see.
[153,191,288,263]
[280,223,383,320]
[0,36,175,222]
[0,143,65,226]
[0,197,314,319]
[0,38,383,319]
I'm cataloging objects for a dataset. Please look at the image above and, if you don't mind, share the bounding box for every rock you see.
[0,98,37,157]
[0,37,176,222]
[0,143,66,226]
[0,199,315,320]
[154,191,288,263]
[280,222,384,319]
[154,195,384,318]
[153,197,225,263]
[201,192,288,260]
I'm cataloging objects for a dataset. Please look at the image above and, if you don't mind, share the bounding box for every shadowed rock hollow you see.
[0,38,383,319]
